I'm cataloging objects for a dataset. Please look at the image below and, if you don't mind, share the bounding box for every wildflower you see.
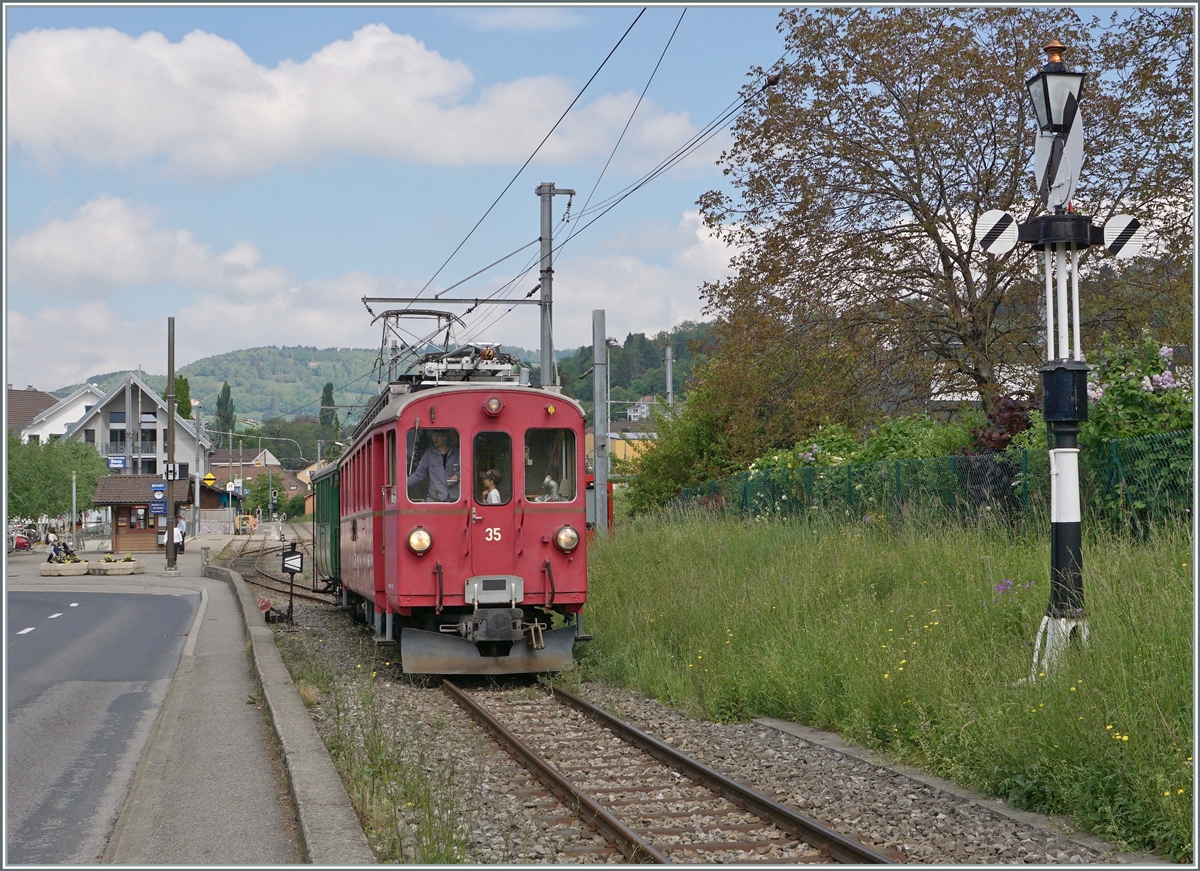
[356,664,361,669]
[883,673,890,679]
[1106,725,1113,730]
[1070,686,1077,691]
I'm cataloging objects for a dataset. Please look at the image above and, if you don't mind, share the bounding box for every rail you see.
[443,681,899,864]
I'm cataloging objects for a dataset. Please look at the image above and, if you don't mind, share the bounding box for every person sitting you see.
[406,430,460,502]
[482,469,503,504]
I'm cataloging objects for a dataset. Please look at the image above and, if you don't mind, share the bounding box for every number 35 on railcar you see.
[311,346,590,674]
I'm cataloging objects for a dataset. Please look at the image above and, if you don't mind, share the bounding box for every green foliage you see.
[282,493,307,517]
[1080,330,1193,444]
[586,517,1193,860]
[164,376,192,419]
[624,380,737,514]
[214,380,236,447]
[7,431,110,519]
[243,471,285,513]
[559,321,713,424]
[319,382,340,434]
[748,414,983,473]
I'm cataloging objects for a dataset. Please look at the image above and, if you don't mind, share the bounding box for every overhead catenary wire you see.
[454,52,790,346]
[409,8,647,307]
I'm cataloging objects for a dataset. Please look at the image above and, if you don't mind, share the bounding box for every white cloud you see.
[5,210,735,390]
[8,196,290,298]
[448,8,587,32]
[8,24,696,178]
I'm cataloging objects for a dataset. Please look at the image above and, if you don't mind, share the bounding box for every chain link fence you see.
[670,430,1192,530]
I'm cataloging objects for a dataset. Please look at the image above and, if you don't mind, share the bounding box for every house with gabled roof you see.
[67,372,212,477]
[6,384,60,433]
[18,384,106,444]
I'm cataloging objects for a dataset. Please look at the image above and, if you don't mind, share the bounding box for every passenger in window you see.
[482,469,502,504]
[407,430,460,502]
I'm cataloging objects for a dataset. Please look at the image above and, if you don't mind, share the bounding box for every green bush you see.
[1081,329,1192,444]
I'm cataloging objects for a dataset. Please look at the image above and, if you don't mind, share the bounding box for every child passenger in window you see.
[482,469,502,504]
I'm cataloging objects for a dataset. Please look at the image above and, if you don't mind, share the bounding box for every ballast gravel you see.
[274,601,1130,864]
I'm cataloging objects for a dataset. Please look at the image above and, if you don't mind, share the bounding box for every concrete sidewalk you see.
[7,536,373,865]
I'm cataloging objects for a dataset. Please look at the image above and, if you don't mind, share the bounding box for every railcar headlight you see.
[407,527,433,554]
[484,396,504,416]
[554,525,580,552]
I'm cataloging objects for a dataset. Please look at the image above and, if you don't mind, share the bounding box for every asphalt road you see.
[6,590,198,865]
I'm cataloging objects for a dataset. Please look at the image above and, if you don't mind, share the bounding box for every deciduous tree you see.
[698,7,1192,420]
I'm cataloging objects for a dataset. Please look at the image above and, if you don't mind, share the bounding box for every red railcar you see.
[336,346,589,674]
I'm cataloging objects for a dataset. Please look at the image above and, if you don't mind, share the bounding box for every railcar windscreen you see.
[524,429,576,501]
[473,431,512,505]
[405,427,462,503]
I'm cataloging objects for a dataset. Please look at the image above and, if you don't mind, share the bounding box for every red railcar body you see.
[337,379,588,674]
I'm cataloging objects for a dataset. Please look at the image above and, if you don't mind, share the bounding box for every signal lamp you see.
[484,397,504,416]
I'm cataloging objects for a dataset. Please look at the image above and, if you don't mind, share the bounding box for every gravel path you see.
[274,601,1136,864]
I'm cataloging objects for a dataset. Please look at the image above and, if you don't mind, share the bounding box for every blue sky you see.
[4,5,789,390]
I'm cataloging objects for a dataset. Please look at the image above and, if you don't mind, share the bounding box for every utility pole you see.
[192,400,202,534]
[665,345,674,408]
[537,182,574,388]
[124,378,133,475]
[592,310,609,534]
[165,317,178,573]
[71,471,77,553]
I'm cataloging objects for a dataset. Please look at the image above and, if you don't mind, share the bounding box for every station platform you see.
[5,533,373,865]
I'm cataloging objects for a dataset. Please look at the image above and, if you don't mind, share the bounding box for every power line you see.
[411,8,647,305]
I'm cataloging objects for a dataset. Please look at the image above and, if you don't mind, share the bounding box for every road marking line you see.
[17,627,35,635]
[70,603,79,607]
[48,613,63,618]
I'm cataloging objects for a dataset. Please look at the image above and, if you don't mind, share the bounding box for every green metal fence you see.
[670,429,1192,529]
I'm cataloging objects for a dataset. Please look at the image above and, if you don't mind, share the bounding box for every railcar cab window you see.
[406,428,461,502]
[525,429,576,501]
[473,431,512,505]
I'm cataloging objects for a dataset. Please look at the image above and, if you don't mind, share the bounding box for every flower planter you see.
[88,561,146,575]
[39,562,90,576]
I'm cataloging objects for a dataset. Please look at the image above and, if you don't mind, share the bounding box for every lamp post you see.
[978,40,1145,681]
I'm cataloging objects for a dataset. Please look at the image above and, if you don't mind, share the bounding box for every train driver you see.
[407,429,460,502]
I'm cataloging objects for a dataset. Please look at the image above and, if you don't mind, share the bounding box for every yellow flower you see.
[1122,736,1129,741]
[356,664,362,669]
[883,673,890,679]
[1106,724,1113,730]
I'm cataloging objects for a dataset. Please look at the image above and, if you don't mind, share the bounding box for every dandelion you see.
[1106,725,1113,730]
[1070,686,1077,691]
[883,673,890,679]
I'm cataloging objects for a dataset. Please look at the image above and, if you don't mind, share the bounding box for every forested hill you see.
[54,325,713,427]
[55,346,383,424]
[558,321,715,423]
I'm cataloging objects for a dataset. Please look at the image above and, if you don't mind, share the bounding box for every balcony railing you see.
[101,442,159,456]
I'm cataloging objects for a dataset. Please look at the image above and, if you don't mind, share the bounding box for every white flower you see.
[1141,375,1154,392]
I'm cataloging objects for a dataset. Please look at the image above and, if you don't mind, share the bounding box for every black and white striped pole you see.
[977,40,1145,681]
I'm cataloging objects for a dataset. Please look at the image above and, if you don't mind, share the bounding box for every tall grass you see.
[582,513,1193,861]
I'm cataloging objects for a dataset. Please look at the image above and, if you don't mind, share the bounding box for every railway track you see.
[228,522,331,605]
[443,681,902,864]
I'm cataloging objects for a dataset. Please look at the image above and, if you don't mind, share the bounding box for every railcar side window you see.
[473,431,512,505]
[405,428,461,503]
[524,429,576,501]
